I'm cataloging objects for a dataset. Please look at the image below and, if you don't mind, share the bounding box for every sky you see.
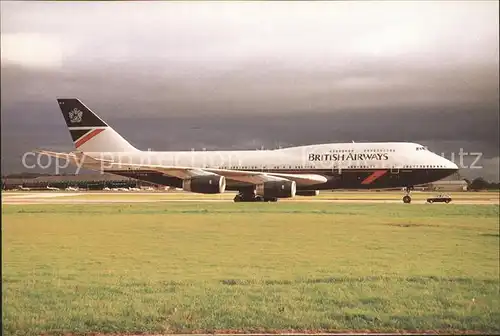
[1,1,499,181]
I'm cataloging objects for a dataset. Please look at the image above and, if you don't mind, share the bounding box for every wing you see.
[204,168,328,186]
[109,163,328,186]
[36,150,328,187]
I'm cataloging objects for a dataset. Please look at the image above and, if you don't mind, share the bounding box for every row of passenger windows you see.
[404,165,446,168]
[330,149,396,153]
[222,166,316,170]
[345,165,382,169]
[217,165,446,170]
[329,165,445,169]
[363,149,395,152]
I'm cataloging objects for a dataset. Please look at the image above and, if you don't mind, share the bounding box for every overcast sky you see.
[1,1,499,181]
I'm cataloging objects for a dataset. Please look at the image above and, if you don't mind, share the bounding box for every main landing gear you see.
[233,192,278,202]
[402,186,414,204]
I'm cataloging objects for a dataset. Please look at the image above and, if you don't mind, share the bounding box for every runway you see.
[2,192,498,205]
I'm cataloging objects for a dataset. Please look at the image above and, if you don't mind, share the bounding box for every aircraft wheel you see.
[403,195,412,204]
[445,200,450,204]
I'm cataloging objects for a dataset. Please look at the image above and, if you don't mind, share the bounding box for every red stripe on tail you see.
[361,170,388,185]
[75,128,104,148]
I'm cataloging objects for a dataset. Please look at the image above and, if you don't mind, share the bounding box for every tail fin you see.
[57,98,138,152]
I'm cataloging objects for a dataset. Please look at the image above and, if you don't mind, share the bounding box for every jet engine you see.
[295,190,319,196]
[182,175,226,194]
[256,180,296,198]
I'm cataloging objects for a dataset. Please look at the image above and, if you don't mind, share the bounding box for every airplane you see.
[37,98,459,203]
[46,186,60,191]
[65,186,80,191]
[129,187,141,191]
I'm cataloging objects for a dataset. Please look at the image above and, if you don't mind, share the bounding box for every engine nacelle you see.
[296,190,319,197]
[256,180,296,198]
[182,175,226,194]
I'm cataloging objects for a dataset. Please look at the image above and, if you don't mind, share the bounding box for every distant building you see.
[426,179,468,191]
[416,171,468,191]
[2,173,158,190]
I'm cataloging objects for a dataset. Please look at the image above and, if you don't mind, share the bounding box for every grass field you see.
[2,202,499,335]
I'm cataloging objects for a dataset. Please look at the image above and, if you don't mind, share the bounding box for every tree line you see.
[465,177,500,191]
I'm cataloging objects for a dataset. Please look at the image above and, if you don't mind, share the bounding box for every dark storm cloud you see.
[1,1,499,181]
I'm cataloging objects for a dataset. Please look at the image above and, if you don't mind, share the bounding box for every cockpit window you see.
[416,146,427,151]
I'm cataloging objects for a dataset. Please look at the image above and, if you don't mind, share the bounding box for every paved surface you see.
[2,192,498,205]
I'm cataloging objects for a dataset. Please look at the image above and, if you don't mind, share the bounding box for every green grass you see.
[2,203,499,335]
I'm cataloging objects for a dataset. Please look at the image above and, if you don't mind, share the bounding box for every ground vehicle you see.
[426,194,452,203]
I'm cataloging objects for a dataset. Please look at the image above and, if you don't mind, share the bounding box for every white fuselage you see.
[85,142,457,172]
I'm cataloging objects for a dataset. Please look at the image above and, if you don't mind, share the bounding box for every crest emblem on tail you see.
[69,108,83,123]
[57,98,138,152]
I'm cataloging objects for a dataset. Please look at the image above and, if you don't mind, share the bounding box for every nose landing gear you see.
[403,186,414,203]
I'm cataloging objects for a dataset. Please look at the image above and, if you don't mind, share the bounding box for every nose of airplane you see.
[434,152,459,171]
[444,157,459,171]
[435,155,460,180]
